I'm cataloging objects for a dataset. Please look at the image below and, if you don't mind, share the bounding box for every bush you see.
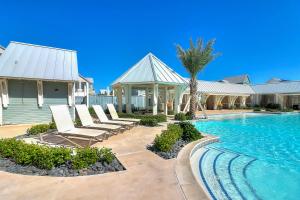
[75,118,82,126]
[27,124,50,135]
[174,113,186,121]
[265,103,281,110]
[153,124,182,152]
[88,107,97,118]
[71,147,99,169]
[179,122,202,142]
[98,148,115,164]
[253,107,261,111]
[0,138,116,170]
[167,110,174,115]
[185,111,193,120]
[140,118,158,127]
[49,122,57,129]
[118,113,167,123]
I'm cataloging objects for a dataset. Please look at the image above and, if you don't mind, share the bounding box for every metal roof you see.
[112,53,187,86]
[195,80,255,95]
[251,81,300,94]
[0,41,78,81]
[223,74,250,84]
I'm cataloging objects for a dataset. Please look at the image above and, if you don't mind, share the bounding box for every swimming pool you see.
[193,113,300,200]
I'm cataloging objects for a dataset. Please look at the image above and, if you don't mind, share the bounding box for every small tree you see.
[177,38,219,119]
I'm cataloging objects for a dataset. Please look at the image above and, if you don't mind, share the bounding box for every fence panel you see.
[85,95,145,110]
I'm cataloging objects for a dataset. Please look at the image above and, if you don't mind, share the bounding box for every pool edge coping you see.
[175,135,219,200]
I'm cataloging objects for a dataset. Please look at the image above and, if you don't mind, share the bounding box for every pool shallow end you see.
[175,135,219,200]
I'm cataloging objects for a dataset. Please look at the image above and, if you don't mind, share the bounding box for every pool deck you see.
[0,111,248,200]
[0,123,189,200]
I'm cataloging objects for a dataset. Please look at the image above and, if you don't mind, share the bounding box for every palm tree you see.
[176,38,219,119]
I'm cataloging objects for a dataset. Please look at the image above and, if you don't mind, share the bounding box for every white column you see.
[145,88,149,111]
[68,82,74,107]
[0,79,9,108]
[125,85,132,113]
[164,87,168,115]
[241,96,247,108]
[174,86,181,114]
[153,84,158,115]
[116,87,123,113]
[86,82,89,107]
[0,95,2,126]
[37,80,43,107]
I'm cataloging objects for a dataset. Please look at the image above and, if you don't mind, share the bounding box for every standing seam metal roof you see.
[195,80,255,94]
[251,81,300,94]
[112,53,187,85]
[0,41,79,81]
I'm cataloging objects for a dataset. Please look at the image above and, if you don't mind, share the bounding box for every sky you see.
[1,0,300,91]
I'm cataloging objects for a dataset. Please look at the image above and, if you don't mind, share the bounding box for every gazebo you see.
[112,53,187,115]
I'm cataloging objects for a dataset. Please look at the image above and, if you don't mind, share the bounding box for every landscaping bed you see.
[0,138,125,177]
[147,122,202,159]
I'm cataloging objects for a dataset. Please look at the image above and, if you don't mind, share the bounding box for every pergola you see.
[112,53,187,115]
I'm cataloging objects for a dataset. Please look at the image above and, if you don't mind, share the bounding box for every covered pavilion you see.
[111,53,187,115]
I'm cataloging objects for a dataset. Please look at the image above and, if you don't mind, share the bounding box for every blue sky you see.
[1,0,300,91]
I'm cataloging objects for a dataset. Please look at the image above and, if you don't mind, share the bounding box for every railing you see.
[76,95,146,110]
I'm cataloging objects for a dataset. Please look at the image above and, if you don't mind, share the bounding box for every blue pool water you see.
[194,113,300,200]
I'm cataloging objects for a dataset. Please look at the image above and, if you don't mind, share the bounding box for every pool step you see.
[199,147,260,200]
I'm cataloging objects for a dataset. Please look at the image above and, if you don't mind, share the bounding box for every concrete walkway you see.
[0,124,187,200]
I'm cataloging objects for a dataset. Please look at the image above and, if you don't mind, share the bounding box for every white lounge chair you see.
[92,105,135,127]
[50,105,107,147]
[107,104,140,122]
[75,104,124,134]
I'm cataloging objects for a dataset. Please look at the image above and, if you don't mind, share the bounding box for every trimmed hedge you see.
[0,138,115,170]
[27,122,57,135]
[153,124,183,152]
[118,113,167,123]
[140,118,158,127]
[27,124,49,135]
[179,122,203,142]
[174,113,186,121]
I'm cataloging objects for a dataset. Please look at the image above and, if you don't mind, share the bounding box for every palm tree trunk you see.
[189,77,198,119]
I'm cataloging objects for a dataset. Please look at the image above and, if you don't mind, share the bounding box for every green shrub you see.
[174,113,186,121]
[253,107,261,111]
[266,103,281,110]
[88,107,97,118]
[179,122,202,142]
[167,110,174,115]
[49,122,57,129]
[27,124,50,135]
[71,147,98,169]
[98,148,115,164]
[140,118,158,127]
[118,113,167,123]
[153,124,182,152]
[0,138,116,170]
[185,111,193,120]
[281,108,293,112]
[74,118,82,126]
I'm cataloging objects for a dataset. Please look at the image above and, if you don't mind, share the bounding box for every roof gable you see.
[112,53,186,85]
[224,74,250,84]
[0,41,79,81]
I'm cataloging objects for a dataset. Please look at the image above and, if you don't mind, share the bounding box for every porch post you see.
[125,85,132,113]
[174,86,182,114]
[241,96,247,108]
[116,87,123,113]
[153,84,158,115]
[164,86,168,115]
[145,88,149,111]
